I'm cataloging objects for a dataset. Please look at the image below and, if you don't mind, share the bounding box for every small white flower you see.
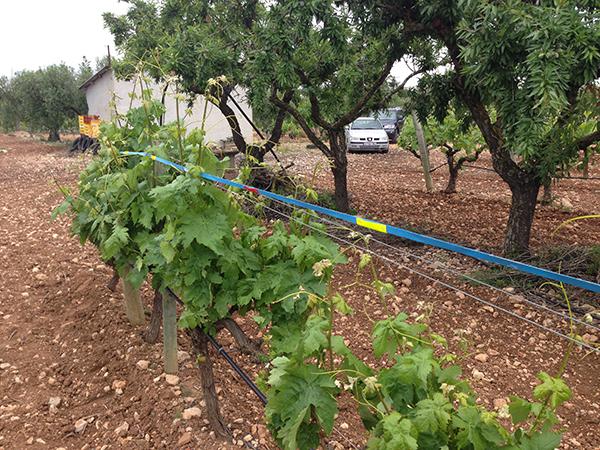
[498,404,511,419]
[312,259,332,277]
[441,383,456,396]
[343,376,358,391]
[363,376,381,395]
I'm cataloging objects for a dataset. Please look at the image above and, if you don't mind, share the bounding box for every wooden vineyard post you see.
[162,289,178,374]
[121,266,145,325]
[411,111,434,193]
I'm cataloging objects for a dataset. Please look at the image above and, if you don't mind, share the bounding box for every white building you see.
[80,67,253,146]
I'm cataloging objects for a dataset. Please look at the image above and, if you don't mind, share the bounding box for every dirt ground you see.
[272,141,600,252]
[0,134,599,450]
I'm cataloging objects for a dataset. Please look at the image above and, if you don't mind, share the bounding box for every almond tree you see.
[104,0,292,162]
[250,0,426,211]
[399,109,485,194]
[350,0,600,255]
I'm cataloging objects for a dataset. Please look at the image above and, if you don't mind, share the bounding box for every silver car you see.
[346,117,390,153]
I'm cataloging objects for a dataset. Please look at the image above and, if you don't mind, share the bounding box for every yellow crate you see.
[78,115,101,138]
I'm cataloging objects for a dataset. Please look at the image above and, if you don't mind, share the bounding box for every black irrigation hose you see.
[205,334,268,405]
[165,288,268,405]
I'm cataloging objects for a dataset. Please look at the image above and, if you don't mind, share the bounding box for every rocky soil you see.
[1,134,598,449]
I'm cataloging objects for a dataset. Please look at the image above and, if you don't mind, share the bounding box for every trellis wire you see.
[227,188,599,353]
[274,200,600,333]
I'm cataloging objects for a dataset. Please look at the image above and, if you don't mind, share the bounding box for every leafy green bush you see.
[281,118,305,139]
[56,94,571,450]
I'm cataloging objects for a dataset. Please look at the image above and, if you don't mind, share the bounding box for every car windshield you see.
[376,110,396,120]
[352,119,381,130]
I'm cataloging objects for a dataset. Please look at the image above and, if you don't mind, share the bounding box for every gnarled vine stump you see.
[190,328,229,438]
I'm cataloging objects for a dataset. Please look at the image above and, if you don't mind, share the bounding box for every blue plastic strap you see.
[119,151,600,293]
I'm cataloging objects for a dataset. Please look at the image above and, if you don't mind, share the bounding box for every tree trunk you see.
[144,290,163,344]
[582,148,590,179]
[444,37,542,255]
[445,166,459,194]
[213,85,247,155]
[411,112,433,192]
[48,129,60,142]
[329,130,349,212]
[106,266,119,292]
[503,178,541,256]
[331,163,349,212]
[190,328,229,439]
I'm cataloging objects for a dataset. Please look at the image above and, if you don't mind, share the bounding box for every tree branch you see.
[576,130,600,151]
[442,143,458,155]
[443,37,528,184]
[404,145,421,160]
[456,147,485,170]
[331,58,395,129]
[214,84,248,154]
[263,89,294,155]
[270,88,332,158]
[295,70,332,130]
[380,67,427,107]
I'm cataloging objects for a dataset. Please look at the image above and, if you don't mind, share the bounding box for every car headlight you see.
[383,124,395,129]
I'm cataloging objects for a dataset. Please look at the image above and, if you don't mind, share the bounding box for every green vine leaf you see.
[533,372,572,409]
[367,412,419,450]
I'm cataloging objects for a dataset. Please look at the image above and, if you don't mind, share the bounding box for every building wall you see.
[85,70,253,146]
[84,71,115,122]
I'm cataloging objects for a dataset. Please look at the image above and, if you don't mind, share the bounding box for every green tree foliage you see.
[76,57,94,86]
[104,0,428,210]
[103,0,293,162]
[0,64,88,141]
[0,76,20,132]
[348,0,600,255]
[399,110,485,193]
[250,0,426,211]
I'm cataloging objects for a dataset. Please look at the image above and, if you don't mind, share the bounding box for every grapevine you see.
[56,87,572,449]
[262,247,573,450]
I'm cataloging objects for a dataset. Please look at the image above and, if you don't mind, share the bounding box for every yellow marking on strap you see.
[356,217,387,234]
[151,155,157,160]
